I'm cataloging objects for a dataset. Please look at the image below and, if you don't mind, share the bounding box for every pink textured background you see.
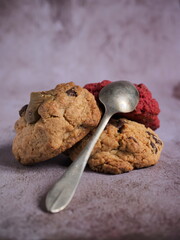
[0,1,180,240]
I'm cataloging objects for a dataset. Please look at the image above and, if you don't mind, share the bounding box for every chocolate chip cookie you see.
[68,119,163,174]
[12,82,101,165]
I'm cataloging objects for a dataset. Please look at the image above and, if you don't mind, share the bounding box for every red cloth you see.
[84,80,160,130]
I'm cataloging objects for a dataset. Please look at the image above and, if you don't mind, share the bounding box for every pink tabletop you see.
[0,1,180,240]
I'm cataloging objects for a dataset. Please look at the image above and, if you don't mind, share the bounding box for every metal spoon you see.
[45,80,139,213]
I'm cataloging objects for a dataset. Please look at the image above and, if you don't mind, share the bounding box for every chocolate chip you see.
[146,131,162,145]
[146,131,153,136]
[128,136,138,143]
[26,109,41,123]
[19,104,28,117]
[153,137,162,145]
[25,92,55,124]
[150,141,158,154]
[110,119,125,133]
[66,87,77,97]
[117,120,125,129]
[117,129,122,133]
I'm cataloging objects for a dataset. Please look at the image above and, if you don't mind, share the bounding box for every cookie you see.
[68,119,163,174]
[84,80,160,130]
[12,82,101,165]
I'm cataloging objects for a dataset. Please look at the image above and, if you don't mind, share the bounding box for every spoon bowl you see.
[46,80,139,213]
[99,80,139,114]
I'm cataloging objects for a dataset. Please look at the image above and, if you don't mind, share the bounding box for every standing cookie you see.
[12,82,101,165]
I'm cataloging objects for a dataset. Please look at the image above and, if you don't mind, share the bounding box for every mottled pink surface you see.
[0,1,180,240]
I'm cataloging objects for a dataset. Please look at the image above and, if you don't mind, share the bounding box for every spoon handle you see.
[45,111,111,213]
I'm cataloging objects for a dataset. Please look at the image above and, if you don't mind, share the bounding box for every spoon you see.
[45,80,139,213]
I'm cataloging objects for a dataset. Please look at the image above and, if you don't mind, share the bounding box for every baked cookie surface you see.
[12,82,101,164]
[68,119,163,174]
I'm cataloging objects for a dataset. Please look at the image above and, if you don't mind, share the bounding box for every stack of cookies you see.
[12,81,163,174]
